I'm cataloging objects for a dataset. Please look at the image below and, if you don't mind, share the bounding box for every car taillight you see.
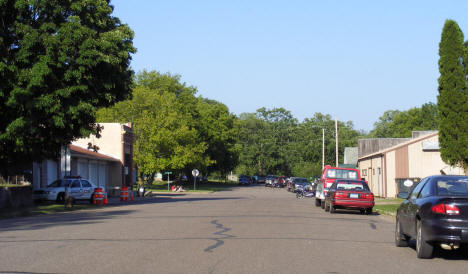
[364,193,374,200]
[334,192,347,198]
[431,204,460,215]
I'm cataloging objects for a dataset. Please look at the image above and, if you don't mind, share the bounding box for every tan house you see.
[357,132,465,198]
[33,123,134,196]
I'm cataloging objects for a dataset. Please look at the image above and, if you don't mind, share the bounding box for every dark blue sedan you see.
[395,175,468,258]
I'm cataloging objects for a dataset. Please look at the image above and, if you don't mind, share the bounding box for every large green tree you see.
[98,71,239,181]
[437,20,468,173]
[97,71,211,181]
[0,0,135,177]
[196,98,239,178]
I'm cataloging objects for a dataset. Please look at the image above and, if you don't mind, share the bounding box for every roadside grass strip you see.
[374,203,402,216]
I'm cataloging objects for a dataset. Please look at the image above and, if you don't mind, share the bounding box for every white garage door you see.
[98,163,107,188]
[77,160,88,179]
[89,161,98,186]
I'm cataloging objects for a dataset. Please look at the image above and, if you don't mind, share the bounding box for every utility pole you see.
[335,118,338,167]
[322,128,325,170]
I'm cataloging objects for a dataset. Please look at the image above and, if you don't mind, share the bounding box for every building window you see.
[362,169,367,176]
[373,169,375,175]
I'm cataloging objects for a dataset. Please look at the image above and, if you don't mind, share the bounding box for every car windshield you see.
[436,179,468,196]
[294,178,308,183]
[47,179,70,188]
[326,169,358,179]
[335,181,368,191]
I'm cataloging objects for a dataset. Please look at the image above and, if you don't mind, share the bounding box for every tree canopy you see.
[97,71,238,180]
[235,110,363,178]
[369,103,439,138]
[0,0,135,176]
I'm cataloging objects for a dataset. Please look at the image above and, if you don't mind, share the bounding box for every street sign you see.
[192,169,199,191]
[165,171,172,175]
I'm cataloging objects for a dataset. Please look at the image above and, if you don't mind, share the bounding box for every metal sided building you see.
[357,132,465,198]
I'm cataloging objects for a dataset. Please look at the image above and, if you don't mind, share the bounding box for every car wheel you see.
[395,217,408,247]
[360,209,365,214]
[56,193,65,204]
[416,220,434,259]
[315,199,321,207]
[330,204,335,213]
[321,200,325,209]
[366,208,373,215]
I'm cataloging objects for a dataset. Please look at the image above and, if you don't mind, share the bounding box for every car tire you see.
[395,217,409,247]
[330,204,335,213]
[56,192,65,204]
[360,209,365,214]
[366,208,373,215]
[315,199,321,207]
[321,200,325,209]
[416,220,434,259]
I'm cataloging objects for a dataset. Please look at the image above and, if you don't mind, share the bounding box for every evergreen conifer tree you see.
[437,20,468,173]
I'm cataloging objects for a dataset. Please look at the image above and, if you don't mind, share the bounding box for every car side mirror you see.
[397,192,409,199]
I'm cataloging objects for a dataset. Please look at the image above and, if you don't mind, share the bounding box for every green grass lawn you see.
[374,204,400,216]
[0,203,97,219]
[136,180,238,193]
[373,198,404,216]
[375,198,404,205]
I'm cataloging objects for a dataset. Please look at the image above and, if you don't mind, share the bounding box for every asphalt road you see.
[1,185,468,274]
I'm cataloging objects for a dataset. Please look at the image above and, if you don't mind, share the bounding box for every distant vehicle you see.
[315,165,362,208]
[255,175,266,184]
[324,179,374,214]
[265,175,277,187]
[33,176,102,203]
[292,178,309,192]
[238,175,251,186]
[274,176,287,188]
[395,175,468,259]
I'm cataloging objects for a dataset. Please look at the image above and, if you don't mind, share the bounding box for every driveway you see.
[1,185,467,273]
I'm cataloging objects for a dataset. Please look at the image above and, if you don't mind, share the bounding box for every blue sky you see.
[111,0,468,131]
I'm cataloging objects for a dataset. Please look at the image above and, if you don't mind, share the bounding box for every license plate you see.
[350,193,359,198]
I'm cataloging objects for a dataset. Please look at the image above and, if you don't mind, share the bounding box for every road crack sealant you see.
[204,219,235,252]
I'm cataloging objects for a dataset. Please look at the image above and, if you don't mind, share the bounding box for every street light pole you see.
[322,128,325,171]
[335,118,338,167]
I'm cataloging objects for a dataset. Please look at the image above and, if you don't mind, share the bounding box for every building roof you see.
[69,144,121,162]
[357,132,439,161]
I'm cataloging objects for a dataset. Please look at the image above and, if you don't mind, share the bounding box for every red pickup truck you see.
[315,165,362,208]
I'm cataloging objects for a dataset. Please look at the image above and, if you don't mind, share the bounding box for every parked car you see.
[33,176,102,203]
[324,179,374,214]
[292,178,309,192]
[255,175,266,184]
[265,175,277,187]
[315,165,362,208]
[238,175,251,186]
[395,175,468,259]
[274,176,287,188]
